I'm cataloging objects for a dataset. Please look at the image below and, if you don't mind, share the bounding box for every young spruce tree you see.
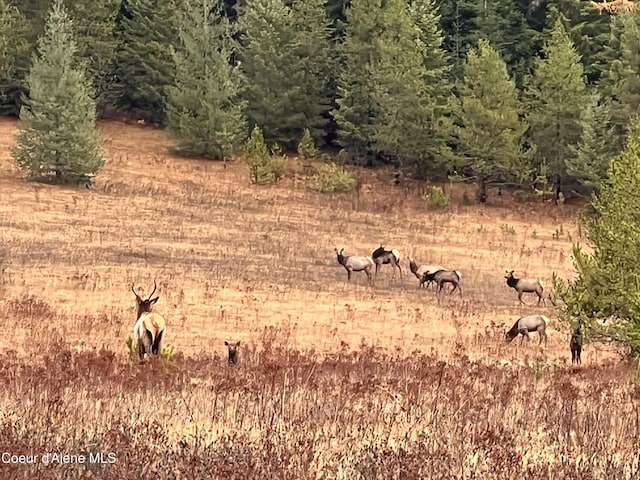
[452,39,532,202]
[11,0,103,185]
[554,119,640,354]
[166,0,246,161]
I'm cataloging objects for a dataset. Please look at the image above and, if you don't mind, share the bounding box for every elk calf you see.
[505,270,545,305]
[570,327,582,364]
[225,341,241,365]
[132,281,166,360]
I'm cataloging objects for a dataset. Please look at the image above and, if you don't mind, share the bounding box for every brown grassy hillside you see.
[1,118,636,479]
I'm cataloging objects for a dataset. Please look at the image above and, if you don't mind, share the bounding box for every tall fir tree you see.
[331,0,384,161]
[67,0,120,107]
[477,0,539,87]
[525,19,590,200]
[289,0,336,143]
[438,0,481,78]
[566,96,615,191]
[0,1,30,112]
[237,0,334,148]
[166,0,247,161]
[11,0,103,184]
[110,0,178,124]
[599,8,640,153]
[554,119,640,354]
[452,39,532,202]
[410,0,454,177]
[368,0,435,165]
[542,1,613,85]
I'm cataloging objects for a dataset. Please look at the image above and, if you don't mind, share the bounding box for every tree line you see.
[2,0,640,200]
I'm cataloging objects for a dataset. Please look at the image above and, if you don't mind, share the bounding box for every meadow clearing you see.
[0,118,638,479]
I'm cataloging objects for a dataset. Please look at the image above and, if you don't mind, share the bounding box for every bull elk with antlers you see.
[132,281,166,360]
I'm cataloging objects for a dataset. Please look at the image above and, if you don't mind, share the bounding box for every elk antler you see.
[131,284,142,301]
[147,280,157,300]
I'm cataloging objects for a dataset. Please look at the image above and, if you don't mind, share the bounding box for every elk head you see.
[132,281,159,319]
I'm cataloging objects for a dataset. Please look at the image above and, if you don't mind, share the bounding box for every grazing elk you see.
[132,281,166,360]
[335,248,375,283]
[505,314,548,346]
[570,326,583,364]
[423,269,462,295]
[505,270,545,305]
[371,245,402,279]
[225,341,241,365]
[409,258,445,289]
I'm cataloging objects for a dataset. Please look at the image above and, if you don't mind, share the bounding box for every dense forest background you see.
[1,0,638,201]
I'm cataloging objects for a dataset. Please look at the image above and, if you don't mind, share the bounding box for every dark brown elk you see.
[570,326,582,364]
[225,341,241,365]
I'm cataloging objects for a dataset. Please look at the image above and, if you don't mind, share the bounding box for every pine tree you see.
[331,0,385,161]
[566,97,615,191]
[554,119,640,354]
[0,1,31,115]
[11,0,103,185]
[525,19,590,200]
[477,0,539,87]
[368,0,434,164]
[410,0,455,176]
[543,2,613,85]
[438,0,481,78]
[289,0,336,143]
[237,0,334,148]
[599,8,640,152]
[110,0,177,124]
[452,39,532,202]
[67,0,120,105]
[166,0,246,161]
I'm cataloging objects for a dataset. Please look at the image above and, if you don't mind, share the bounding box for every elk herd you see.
[335,245,582,364]
[81,244,579,366]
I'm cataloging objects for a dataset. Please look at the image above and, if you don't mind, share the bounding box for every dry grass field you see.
[0,118,638,479]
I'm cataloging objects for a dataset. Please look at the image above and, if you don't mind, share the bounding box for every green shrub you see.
[125,335,175,363]
[297,128,317,159]
[422,186,450,209]
[270,143,288,182]
[308,162,357,193]
[244,126,289,184]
